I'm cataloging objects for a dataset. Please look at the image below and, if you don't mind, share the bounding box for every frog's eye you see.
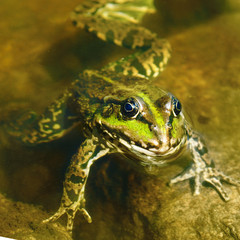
[172,97,182,117]
[121,98,140,118]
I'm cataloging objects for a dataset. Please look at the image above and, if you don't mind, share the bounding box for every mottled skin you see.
[10,0,239,236]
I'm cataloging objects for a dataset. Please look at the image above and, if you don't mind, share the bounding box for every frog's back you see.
[70,70,148,119]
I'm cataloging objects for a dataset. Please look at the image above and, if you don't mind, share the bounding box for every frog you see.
[9,0,239,236]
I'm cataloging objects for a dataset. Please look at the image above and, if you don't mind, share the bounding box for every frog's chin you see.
[124,136,187,166]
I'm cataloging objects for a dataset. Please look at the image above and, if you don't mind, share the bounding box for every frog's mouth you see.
[118,136,187,165]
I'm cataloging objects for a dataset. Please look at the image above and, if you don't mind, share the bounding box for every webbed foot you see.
[43,198,92,235]
[169,165,239,201]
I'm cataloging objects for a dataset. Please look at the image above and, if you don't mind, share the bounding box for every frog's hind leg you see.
[8,90,80,146]
[71,0,171,79]
[102,25,171,78]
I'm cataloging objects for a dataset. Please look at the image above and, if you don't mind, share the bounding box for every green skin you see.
[11,0,239,235]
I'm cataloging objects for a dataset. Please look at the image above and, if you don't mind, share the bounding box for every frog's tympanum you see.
[11,0,239,235]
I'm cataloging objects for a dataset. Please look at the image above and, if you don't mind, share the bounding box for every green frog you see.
[10,0,239,235]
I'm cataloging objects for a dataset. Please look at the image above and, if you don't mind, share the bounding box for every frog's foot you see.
[169,165,240,201]
[43,202,92,235]
[6,111,37,141]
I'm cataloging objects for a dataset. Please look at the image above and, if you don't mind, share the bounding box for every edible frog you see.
[10,0,239,235]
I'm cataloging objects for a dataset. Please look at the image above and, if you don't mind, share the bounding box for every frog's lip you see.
[119,136,187,159]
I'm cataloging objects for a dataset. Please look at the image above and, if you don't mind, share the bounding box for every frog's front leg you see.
[170,131,239,201]
[43,137,110,234]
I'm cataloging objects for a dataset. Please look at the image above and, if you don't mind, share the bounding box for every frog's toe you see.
[43,209,74,235]
[65,207,92,233]
[169,166,195,186]
[210,169,240,186]
[43,205,92,235]
[80,207,92,223]
[203,174,230,201]
[202,167,240,201]
[170,165,239,201]
[42,207,65,224]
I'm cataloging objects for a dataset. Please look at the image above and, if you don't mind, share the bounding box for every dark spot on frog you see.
[106,30,114,43]
[122,30,138,48]
[69,174,85,183]
[115,64,124,73]
[153,54,163,68]
[72,20,77,26]
[67,189,79,202]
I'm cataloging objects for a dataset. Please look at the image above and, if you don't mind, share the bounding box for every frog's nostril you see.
[150,124,158,133]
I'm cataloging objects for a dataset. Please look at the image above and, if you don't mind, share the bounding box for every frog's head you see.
[94,89,187,166]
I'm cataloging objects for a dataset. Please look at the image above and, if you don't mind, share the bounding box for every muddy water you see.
[0,0,240,239]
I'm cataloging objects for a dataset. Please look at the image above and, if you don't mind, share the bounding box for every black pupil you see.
[124,102,133,112]
[173,98,182,116]
[122,98,139,118]
[176,101,181,111]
